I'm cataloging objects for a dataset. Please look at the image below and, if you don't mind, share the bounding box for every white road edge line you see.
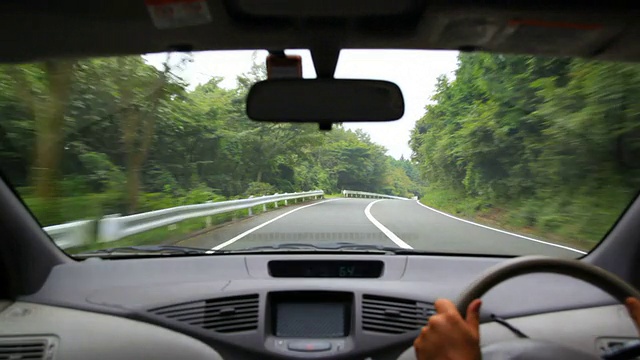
[364,199,413,249]
[209,199,343,251]
[414,200,587,255]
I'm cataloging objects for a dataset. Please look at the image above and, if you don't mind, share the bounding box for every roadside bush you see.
[244,182,276,197]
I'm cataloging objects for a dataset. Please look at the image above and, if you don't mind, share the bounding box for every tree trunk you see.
[9,60,75,199]
[126,153,142,214]
[123,110,157,213]
[116,58,138,213]
[256,170,263,183]
[116,56,169,214]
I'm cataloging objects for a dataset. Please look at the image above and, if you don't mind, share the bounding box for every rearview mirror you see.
[246,79,404,124]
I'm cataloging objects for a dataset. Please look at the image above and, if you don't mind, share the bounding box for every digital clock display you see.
[268,260,384,278]
[338,266,356,277]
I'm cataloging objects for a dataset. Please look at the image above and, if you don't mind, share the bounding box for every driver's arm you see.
[414,297,640,360]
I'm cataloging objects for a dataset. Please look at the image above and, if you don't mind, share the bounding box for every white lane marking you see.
[414,200,587,254]
[210,199,343,251]
[364,199,413,249]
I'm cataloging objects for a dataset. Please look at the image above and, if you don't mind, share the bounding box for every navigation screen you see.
[274,301,349,338]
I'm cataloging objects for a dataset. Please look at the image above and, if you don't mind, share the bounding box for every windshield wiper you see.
[213,242,420,254]
[74,245,210,259]
[74,242,447,258]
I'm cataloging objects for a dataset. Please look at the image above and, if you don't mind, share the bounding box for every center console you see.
[265,291,355,356]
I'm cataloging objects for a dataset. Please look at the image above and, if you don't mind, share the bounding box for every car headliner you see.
[1,1,639,66]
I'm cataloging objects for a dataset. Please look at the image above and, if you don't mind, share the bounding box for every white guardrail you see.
[44,190,324,249]
[342,190,412,200]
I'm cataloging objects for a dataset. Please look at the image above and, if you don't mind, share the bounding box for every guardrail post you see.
[98,214,122,243]
[263,204,267,212]
[206,216,212,227]
[248,196,254,216]
[44,220,95,249]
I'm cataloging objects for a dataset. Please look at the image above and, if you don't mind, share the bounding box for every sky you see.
[145,49,459,159]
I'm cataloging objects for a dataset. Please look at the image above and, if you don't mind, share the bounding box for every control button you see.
[287,341,332,352]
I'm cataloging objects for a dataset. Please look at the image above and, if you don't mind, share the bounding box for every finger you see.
[413,325,428,344]
[414,328,428,360]
[419,325,428,338]
[434,298,458,315]
[466,299,482,332]
[625,297,640,327]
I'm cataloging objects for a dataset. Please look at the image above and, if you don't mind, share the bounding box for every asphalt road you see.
[178,198,584,257]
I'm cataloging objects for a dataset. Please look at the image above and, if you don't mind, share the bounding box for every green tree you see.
[411,52,640,245]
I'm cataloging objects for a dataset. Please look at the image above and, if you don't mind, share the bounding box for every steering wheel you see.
[455,255,640,360]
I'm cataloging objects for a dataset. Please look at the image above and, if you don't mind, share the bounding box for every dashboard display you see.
[269,260,384,278]
[274,301,349,338]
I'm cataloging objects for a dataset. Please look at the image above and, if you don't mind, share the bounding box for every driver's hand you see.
[413,298,482,360]
[625,297,640,334]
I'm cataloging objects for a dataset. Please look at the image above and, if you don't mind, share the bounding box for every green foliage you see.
[411,53,640,248]
[0,53,424,240]
[23,193,119,226]
[77,152,125,192]
[139,192,177,212]
[182,185,225,205]
[420,185,490,217]
[244,182,276,196]
[384,157,422,198]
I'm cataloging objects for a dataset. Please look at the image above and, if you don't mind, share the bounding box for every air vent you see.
[362,295,434,334]
[0,337,55,360]
[149,294,259,334]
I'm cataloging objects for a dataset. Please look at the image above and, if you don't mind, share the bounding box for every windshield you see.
[1,49,639,258]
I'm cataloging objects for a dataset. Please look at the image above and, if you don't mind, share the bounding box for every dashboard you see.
[2,253,636,359]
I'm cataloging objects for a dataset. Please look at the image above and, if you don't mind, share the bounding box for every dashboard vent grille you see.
[0,338,49,360]
[362,294,434,334]
[150,294,259,334]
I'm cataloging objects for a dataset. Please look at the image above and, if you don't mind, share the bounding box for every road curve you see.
[369,199,582,257]
[178,198,582,258]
